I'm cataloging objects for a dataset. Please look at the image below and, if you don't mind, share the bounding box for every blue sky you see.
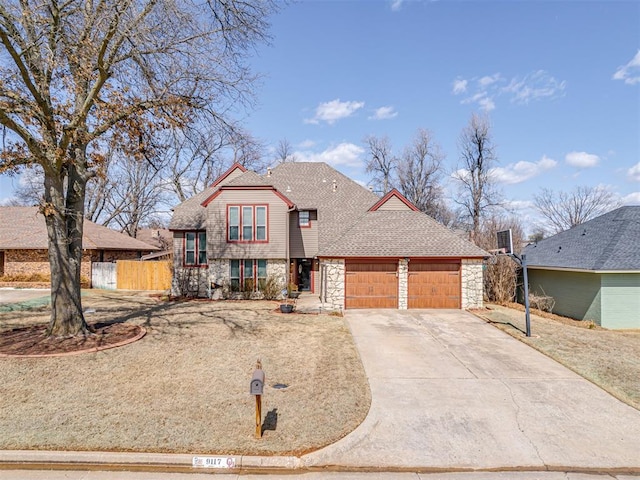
[1,0,638,232]
[242,0,640,229]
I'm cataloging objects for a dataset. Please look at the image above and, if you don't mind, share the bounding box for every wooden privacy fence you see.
[116,260,172,290]
[91,262,117,290]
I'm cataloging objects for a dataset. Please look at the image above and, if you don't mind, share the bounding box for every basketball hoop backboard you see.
[497,229,513,255]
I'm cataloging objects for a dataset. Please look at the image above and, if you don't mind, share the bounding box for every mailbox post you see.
[250,360,265,438]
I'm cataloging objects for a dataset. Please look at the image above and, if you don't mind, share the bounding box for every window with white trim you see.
[298,210,310,227]
[228,207,240,241]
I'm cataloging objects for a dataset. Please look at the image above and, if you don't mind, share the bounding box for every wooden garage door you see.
[345,261,398,309]
[408,262,461,309]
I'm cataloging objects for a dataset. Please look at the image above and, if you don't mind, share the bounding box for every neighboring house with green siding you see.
[523,206,640,329]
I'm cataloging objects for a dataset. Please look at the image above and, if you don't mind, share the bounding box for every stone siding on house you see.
[267,259,288,291]
[320,258,345,312]
[398,258,409,309]
[461,258,484,309]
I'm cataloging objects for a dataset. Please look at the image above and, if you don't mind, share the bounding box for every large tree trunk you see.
[43,153,91,337]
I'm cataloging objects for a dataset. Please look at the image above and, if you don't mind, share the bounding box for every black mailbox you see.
[250,369,265,395]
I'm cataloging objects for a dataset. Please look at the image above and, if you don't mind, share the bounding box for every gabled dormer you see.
[368,189,420,212]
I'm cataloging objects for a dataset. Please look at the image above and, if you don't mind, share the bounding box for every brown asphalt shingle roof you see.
[168,162,488,259]
[267,162,380,246]
[168,187,214,230]
[319,210,488,258]
[0,207,158,251]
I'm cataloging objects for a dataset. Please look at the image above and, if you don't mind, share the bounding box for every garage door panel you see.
[345,261,398,309]
[408,262,460,309]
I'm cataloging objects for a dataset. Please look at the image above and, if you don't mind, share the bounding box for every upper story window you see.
[228,205,268,242]
[184,231,207,266]
[298,210,310,227]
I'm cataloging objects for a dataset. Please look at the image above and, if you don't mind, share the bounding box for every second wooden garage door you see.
[408,262,461,309]
[345,261,398,309]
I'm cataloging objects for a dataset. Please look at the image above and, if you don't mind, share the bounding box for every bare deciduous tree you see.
[274,138,296,163]
[453,113,502,242]
[397,128,445,218]
[533,186,622,234]
[0,0,277,336]
[364,135,396,195]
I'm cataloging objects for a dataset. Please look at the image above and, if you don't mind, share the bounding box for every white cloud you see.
[452,70,566,111]
[452,78,468,95]
[461,91,495,112]
[297,139,316,149]
[305,99,365,125]
[478,96,496,112]
[504,70,566,104]
[504,199,535,212]
[627,162,640,182]
[369,106,398,120]
[390,0,403,11]
[491,155,558,185]
[613,50,640,85]
[479,73,502,87]
[622,191,640,204]
[565,151,600,168]
[295,142,365,168]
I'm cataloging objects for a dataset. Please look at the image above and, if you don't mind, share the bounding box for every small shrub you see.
[0,273,51,283]
[241,279,254,300]
[261,275,284,300]
[529,287,555,313]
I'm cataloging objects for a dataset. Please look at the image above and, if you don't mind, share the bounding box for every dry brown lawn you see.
[0,291,371,455]
[473,303,640,411]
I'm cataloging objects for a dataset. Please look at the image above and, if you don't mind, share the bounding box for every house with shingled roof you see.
[168,162,488,311]
[0,207,159,283]
[523,206,640,329]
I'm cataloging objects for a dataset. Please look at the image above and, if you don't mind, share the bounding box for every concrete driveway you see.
[303,310,640,471]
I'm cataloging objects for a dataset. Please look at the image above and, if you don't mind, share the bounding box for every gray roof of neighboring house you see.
[319,210,488,258]
[523,206,640,271]
[0,207,159,251]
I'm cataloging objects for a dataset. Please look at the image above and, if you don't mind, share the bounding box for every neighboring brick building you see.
[0,207,158,283]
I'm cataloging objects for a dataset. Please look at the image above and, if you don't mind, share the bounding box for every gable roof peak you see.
[210,162,247,188]
[369,188,420,212]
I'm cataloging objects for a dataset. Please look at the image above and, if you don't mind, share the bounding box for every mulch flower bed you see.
[0,323,145,357]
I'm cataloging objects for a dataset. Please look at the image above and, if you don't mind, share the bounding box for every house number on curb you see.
[192,456,236,468]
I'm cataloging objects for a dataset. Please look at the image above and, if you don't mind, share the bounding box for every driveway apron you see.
[302,310,640,470]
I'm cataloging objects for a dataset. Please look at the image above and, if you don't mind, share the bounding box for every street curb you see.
[0,450,302,472]
[2,451,640,476]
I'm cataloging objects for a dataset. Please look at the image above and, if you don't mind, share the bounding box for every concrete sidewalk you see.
[302,310,640,471]
[0,288,49,310]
